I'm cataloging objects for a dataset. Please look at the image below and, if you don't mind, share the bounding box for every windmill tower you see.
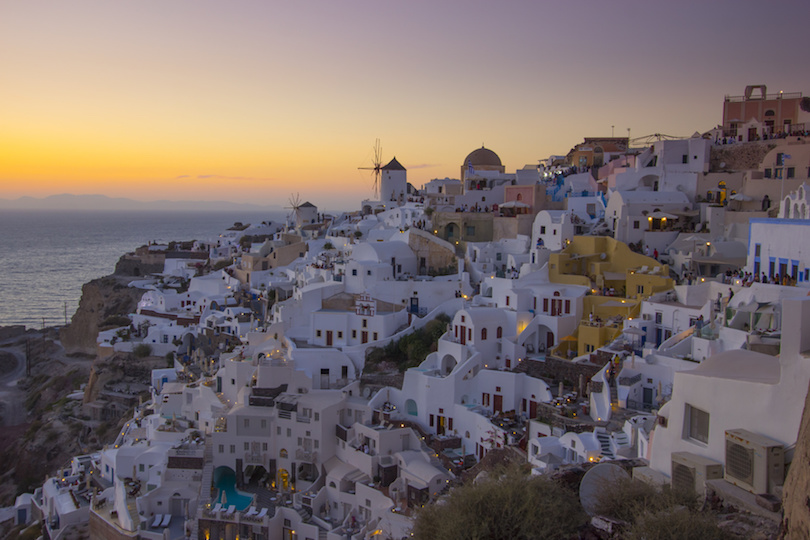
[358,138,383,199]
[285,193,303,229]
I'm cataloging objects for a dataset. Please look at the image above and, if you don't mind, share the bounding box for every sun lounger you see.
[226,505,236,515]
[212,503,222,513]
[151,514,163,528]
[245,506,258,517]
[160,514,171,527]
[256,508,268,518]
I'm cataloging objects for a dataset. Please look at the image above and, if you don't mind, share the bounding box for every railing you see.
[295,449,318,462]
[725,92,802,102]
[626,399,655,412]
[296,415,311,423]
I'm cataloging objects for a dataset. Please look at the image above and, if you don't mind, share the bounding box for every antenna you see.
[358,138,383,199]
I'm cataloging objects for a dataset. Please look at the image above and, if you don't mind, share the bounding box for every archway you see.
[445,222,459,240]
[440,354,458,375]
[405,399,418,416]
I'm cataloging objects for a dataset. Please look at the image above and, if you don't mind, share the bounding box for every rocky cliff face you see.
[780,382,810,539]
[59,275,143,355]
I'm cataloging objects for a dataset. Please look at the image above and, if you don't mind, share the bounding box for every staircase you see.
[596,431,614,459]
[125,498,140,530]
[189,434,215,540]
[609,383,618,408]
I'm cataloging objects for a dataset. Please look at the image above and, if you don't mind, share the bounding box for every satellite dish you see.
[579,463,630,516]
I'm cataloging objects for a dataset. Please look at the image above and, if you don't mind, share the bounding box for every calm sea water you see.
[0,209,287,329]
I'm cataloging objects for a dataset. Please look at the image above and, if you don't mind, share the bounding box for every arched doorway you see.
[445,222,459,240]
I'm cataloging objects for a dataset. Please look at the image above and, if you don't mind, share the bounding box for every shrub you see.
[625,508,730,540]
[133,344,153,358]
[593,478,697,523]
[412,464,586,540]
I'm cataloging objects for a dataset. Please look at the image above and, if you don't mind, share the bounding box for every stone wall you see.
[780,381,810,539]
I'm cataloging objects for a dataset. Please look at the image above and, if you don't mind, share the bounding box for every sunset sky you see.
[1,0,808,212]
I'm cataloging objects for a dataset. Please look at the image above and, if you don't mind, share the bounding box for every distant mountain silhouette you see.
[0,194,284,212]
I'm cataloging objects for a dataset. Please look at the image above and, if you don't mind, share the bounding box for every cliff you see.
[780,382,810,539]
[59,275,143,356]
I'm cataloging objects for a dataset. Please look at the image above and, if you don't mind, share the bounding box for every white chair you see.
[212,503,222,513]
[245,506,258,517]
[160,514,171,527]
[151,514,163,528]
[226,505,236,515]
[256,508,268,518]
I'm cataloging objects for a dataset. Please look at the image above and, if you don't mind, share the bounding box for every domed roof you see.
[464,146,502,167]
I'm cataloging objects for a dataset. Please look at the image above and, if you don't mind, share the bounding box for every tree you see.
[412,465,586,540]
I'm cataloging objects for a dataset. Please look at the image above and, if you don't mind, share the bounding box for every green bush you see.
[133,344,153,358]
[625,508,730,540]
[594,478,697,523]
[412,465,586,540]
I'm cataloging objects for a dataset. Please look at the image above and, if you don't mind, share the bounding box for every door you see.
[493,394,503,414]
[643,387,653,407]
[326,330,333,346]
[320,369,329,389]
[459,326,466,345]
[529,400,538,419]
[437,416,445,436]
[362,331,368,344]
[410,297,419,314]
[546,331,555,349]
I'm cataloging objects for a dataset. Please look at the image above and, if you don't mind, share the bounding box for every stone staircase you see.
[596,431,614,459]
[188,434,215,540]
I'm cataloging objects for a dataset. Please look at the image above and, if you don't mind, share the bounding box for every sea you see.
[0,209,288,329]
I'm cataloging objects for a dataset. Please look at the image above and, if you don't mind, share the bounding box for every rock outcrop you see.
[59,275,143,355]
[780,382,810,539]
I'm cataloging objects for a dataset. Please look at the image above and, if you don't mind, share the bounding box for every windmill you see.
[358,138,383,199]
[285,193,303,229]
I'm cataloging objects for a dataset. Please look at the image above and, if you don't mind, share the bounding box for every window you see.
[682,154,688,164]
[262,442,268,451]
[481,328,487,340]
[787,167,795,179]
[218,445,224,453]
[777,153,784,166]
[337,331,343,338]
[352,330,357,338]
[244,442,250,451]
[139,464,145,472]
[764,169,772,178]
[466,226,475,236]
[429,414,434,427]
[352,269,357,276]
[637,285,644,294]
[543,298,548,312]
[367,270,372,276]
[316,330,322,337]
[497,326,503,338]
[286,428,291,437]
[314,412,319,421]
[496,253,502,261]
[655,312,662,324]
[230,445,235,454]
[362,319,367,328]
[755,244,761,257]
[564,300,570,314]
[633,220,640,229]
[684,404,709,444]
[540,226,546,234]
[276,426,281,435]
[373,332,378,341]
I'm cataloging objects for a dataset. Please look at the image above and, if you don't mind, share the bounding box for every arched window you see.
[765,109,775,116]
[481,328,487,340]
[405,399,418,416]
[496,327,503,338]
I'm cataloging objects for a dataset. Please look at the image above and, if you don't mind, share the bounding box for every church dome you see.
[464,146,502,167]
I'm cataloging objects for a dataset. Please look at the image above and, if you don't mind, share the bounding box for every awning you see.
[649,211,678,219]
[499,200,530,208]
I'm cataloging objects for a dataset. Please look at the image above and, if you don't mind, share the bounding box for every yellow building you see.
[549,236,674,357]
